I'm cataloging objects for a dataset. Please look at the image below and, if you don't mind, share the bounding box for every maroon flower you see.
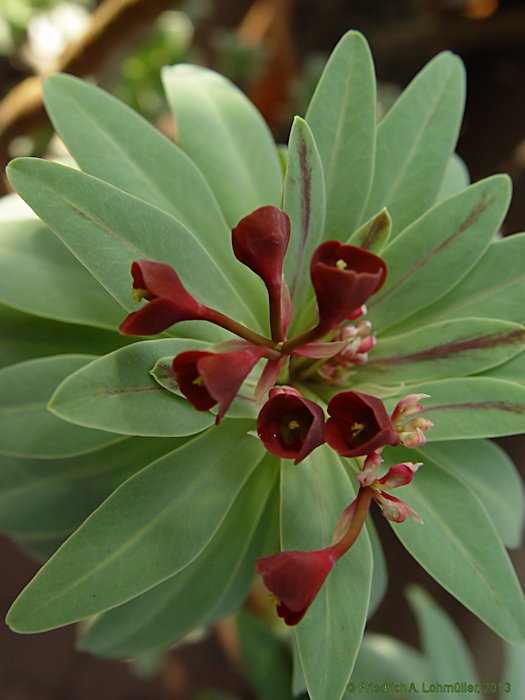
[257,386,325,464]
[256,548,336,625]
[232,206,290,291]
[310,241,386,331]
[120,260,207,336]
[325,391,399,457]
[172,346,265,422]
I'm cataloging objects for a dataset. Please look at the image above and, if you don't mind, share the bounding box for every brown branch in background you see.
[0,0,182,195]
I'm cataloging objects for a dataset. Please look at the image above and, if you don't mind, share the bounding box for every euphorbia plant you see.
[0,30,524,700]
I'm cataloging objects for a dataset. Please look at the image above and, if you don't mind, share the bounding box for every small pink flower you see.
[257,386,325,463]
[119,260,207,335]
[325,391,399,457]
[256,548,337,625]
[391,394,434,448]
[310,241,386,332]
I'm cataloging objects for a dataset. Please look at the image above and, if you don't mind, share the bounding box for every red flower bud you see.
[256,548,336,625]
[232,206,290,291]
[172,346,265,422]
[257,386,325,464]
[120,260,207,335]
[310,241,386,331]
[325,391,399,457]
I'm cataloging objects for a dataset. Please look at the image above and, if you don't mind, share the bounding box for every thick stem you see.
[330,486,373,560]
[205,309,277,350]
[280,323,326,355]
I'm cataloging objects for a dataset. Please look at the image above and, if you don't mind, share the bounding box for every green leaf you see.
[151,356,257,420]
[389,233,525,334]
[407,586,479,686]
[346,208,391,254]
[362,52,465,237]
[480,348,525,386]
[7,420,265,632]
[77,453,278,658]
[0,437,180,547]
[282,116,325,334]
[306,31,376,239]
[281,446,372,700]
[350,634,428,699]
[0,355,124,459]
[384,445,525,645]
[366,519,387,618]
[385,377,525,441]
[437,153,470,202]
[49,339,215,437]
[0,303,129,370]
[358,318,525,385]
[237,611,293,700]
[417,439,524,549]
[42,74,264,312]
[0,217,123,329]
[161,64,282,227]
[367,176,511,334]
[503,643,525,699]
[6,158,261,335]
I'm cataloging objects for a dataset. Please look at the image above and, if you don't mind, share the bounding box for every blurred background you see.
[0,0,524,697]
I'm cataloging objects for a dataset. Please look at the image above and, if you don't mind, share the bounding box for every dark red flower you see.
[172,346,265,422]
[119,260,207,336]
[325,391,399,457]
[232,206,290,291]
[310,241,386,331]
[256,548,336,625]
[257,386,325,464]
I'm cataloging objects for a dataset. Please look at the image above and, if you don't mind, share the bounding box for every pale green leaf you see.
[503,643,525,699]
[77,454,278,658]
[0,217,123,329]
[306,31,376,239]
[366,519,388,618]
[0,355,124,459]
[437,153,470,201]
[359,318,525,385]
[161,64,282,226]
[282,446,372,700]
[418,439,524,548]
[385,377,525,441]
[480,348,525,386]
[7,420,264,632]
[368,176,511,333]
[6,158,261,336]
[49,339,215,437]
[346,208,391,254]
[407,586,479,688]
[385,446,525,645]
[42,74,264,312]
[282,116,325,334]
[362,52,465,236]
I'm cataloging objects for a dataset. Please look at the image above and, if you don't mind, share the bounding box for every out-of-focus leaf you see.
[306,31,376,239]
[362,52,465,237]
[161,64,282,226]
[0,355,124,459]
[7,420,264,632]
[437,153,470,201]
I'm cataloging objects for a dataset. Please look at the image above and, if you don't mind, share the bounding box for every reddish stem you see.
[330,486,373,561]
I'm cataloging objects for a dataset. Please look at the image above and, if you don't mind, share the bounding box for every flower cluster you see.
[120,205,432,625]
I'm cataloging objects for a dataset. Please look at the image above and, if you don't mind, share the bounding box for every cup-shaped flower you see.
[257,386,325,463]
[232,205,290,292]
[172,346,265,422]
[325,391,399,457]
[120,260,207,336]
[310,241,387,331]
[256,548,336,625]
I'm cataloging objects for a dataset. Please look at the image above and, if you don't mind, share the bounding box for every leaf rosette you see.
[0,30,524,700]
